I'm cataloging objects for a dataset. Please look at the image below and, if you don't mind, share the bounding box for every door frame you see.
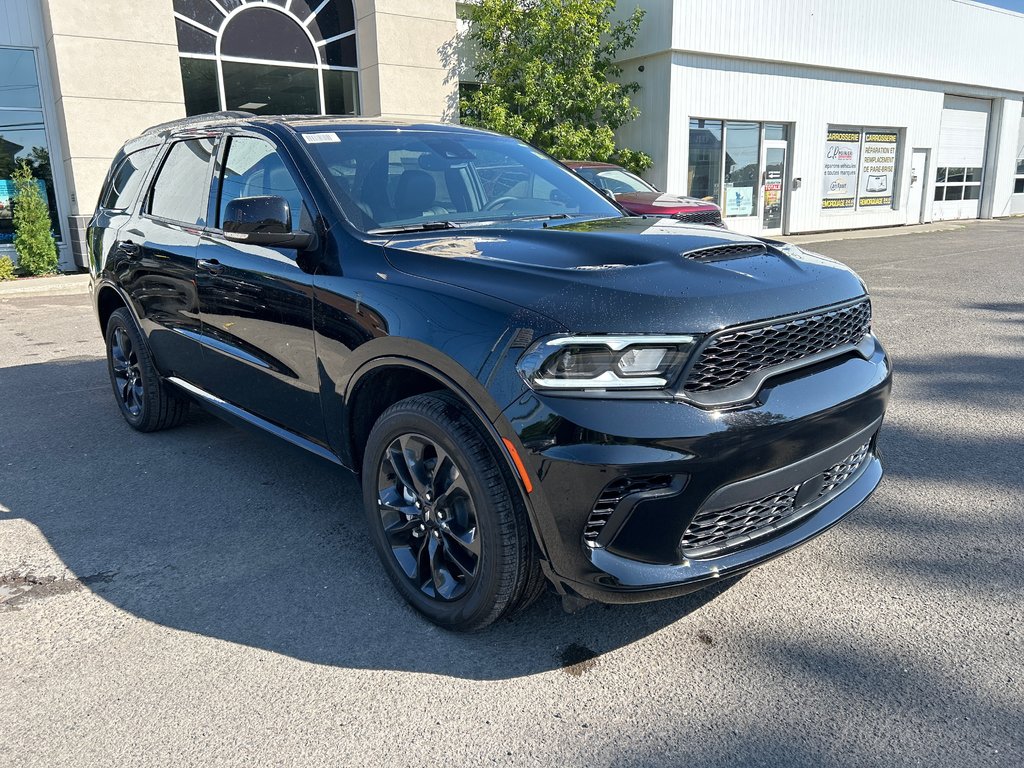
[907,147,930,225]
[760,138,789,236]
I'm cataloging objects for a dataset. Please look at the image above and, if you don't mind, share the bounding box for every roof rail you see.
[141,111,256,137]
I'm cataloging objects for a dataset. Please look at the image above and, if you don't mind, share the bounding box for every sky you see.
[975,0,1024,12]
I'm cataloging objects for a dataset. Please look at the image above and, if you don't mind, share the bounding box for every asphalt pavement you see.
[1,219,1022,767]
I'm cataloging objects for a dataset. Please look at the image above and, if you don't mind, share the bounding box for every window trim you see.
[175,0,360,116]
[933,166,984,203]
[0,45,63,244]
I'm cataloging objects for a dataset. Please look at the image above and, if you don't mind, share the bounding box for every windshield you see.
[574,167,656,195]
[300,129,621,232]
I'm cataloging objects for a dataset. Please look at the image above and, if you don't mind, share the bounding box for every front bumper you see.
[499,335,891,604]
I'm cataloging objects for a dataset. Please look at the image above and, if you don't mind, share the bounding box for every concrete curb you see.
[0,273,90,298]
[778,221,967,246]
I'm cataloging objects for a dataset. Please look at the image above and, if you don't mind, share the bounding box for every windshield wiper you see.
[367,221,461,235]
[507,213,571,222]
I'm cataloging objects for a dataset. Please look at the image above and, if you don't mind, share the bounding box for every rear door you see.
[193,133,324,441]
[117,137,216,377]
[89,144,160,276]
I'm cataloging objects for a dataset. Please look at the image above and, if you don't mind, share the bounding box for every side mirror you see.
[223,195,313,250]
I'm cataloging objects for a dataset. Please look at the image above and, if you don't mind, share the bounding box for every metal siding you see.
[667,52,947,235]
[662,0,1024,95]
[0,0,45,46]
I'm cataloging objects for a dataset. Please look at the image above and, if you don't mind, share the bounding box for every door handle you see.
[116,240,141,259]
[197,258,224,274]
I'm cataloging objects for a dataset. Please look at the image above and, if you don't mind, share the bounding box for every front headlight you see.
[518,335,696,391]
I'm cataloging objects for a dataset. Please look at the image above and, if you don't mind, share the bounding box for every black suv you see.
[89,113,891,631]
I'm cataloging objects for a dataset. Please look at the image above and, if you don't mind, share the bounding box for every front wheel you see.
[361,392,543,631]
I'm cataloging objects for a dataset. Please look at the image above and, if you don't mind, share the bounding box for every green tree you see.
[461,0,651,174]
[12,161,58,275]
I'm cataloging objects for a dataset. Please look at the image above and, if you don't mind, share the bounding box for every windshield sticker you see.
[303,132,341,144]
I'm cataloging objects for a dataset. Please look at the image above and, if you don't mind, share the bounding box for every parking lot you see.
[1,219,1022,767]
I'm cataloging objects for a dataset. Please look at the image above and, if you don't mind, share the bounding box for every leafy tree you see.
[461,0,651,174]
[12,161,58,275]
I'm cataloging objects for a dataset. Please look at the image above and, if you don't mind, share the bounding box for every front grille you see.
[584,475,673,543]
[821,443,870,493]
[684,299,872,393]
[679,442,871,557]
[673,209,723,227]
[682,243,767,261]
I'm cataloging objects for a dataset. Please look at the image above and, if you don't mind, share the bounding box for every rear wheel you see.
[362,392,543,631]
[105,307,189,432]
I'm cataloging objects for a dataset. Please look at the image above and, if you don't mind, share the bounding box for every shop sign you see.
[764,168,783,209]
[857,131,898,207]
[725,183,754,216]
[821,130,860,209]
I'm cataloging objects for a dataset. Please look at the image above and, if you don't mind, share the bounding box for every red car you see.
[564,161,724,227]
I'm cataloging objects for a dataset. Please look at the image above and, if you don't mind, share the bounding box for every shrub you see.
[0,255,15,281]
[12,161,58,276]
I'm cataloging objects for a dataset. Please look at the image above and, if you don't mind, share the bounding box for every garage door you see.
[933,95,990,221]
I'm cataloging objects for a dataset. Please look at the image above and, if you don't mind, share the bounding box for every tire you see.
[362,391,543,631]
[104,307,189,432]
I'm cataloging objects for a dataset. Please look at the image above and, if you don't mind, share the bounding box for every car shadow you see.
[0,357,741,681]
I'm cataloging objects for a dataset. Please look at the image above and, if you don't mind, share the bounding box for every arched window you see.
[173,0,359,117]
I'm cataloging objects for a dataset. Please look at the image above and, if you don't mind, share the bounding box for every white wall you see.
[650,0,1024,95]
[614,0,1024,234]
[665,53,954,235]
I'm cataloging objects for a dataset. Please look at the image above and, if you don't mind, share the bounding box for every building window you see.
[933,167,983,201]
[173,0,359,117]
[688,120,788,219]
[687,119,723,205]
[822,127,901,211]
[0,47,60,246]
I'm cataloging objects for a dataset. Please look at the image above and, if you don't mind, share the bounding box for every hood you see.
[382,217,867,334]
[614,192,719,215]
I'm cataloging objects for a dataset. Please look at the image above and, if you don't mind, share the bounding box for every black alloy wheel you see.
[104,307,189,432]
[110,325,144,419]
[377,433,480,601]
[362,392,544,631]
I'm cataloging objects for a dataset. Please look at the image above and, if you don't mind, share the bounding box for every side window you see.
[217,136,308,231]
[101,146,159,210]
[148,138,216,225]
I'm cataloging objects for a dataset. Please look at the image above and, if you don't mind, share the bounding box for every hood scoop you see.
[682,242,767,262]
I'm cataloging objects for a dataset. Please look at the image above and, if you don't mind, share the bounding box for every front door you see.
[907,149,928,224]
[194,133,325,442]
[760,140,788,235]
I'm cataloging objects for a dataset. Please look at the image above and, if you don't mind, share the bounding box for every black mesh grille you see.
[684,299,872,393]
[584,475,673,543]
[679,442,871,557]
[673,209,724,227]
[682,243,767,261]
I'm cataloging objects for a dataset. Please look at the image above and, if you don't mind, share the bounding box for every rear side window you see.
[148,138,216,225]
[101,146,158,210]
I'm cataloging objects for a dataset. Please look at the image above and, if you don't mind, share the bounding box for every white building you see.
[610,0,1024,237]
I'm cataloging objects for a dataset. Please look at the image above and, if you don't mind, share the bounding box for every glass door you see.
[761,139,787,234]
